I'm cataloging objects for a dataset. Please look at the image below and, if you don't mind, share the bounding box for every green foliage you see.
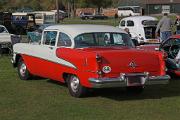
[0,0,113,12]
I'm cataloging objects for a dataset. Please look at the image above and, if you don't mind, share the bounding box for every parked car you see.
[80,12,93,20]
[139,34,180,76]
[80,12,108,20]
[12,24,169,97]
[0,25,21,55]
[119,16,159,44]
[0,25,12,54]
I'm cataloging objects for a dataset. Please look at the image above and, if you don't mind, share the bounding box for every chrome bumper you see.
[89,73,170,88]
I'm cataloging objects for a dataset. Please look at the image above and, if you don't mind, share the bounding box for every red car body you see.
[12,25,170,97]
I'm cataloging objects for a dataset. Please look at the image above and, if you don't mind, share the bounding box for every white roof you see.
[45,24,126,38]
[12,12,30,16]
[121,16,158,22]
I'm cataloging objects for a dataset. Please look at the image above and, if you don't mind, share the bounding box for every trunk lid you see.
[81,47,164,77]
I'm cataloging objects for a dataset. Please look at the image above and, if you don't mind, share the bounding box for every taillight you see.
[159,53,166,75]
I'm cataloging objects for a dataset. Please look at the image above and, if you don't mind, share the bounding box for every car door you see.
[27,30,59,78]
[39,30,59,78]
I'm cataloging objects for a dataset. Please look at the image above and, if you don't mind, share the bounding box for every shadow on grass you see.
[88,78,180,101]
[30,76,47,81]
[47,79,67,87]
[45,77,180,101]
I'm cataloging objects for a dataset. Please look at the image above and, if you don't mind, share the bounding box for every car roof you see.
[45,24,126,38]
[121,16,158,22]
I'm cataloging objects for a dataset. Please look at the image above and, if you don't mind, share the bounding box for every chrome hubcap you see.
[70,76,80,93]
[20,62,26,77]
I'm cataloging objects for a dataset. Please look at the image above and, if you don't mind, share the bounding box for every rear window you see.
[74,32,134,48]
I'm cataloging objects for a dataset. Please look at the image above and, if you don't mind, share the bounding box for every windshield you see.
[74,32,134,48]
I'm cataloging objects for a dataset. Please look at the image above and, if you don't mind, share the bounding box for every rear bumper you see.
[89,73,170,88]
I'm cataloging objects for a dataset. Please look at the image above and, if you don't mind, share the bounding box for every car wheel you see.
[17,58,31,80]
[67,75,87,98]
[126,86,144,94]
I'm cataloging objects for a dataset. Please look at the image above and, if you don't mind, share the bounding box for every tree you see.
[79,0,112,13]
[29,0,42,11]
[0,0,8,10]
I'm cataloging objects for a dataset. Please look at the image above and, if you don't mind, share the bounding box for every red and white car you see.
[12,24,170,97]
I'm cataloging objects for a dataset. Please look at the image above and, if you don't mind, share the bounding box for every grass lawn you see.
[1,56,180,120]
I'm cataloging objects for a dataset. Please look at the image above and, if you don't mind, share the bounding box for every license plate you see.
[127,76,145,86]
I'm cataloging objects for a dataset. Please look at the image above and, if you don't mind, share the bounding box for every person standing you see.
[175,15,180,34]
[155,13,173,42]
[124,28,132,37]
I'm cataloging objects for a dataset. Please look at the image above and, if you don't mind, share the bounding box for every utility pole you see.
[56,0,60,23]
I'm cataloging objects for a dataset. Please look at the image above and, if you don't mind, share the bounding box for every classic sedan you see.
[119,16,159,44]
[139,34,180,76]
[12,24,170,97]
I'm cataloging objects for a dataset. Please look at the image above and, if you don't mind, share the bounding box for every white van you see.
[119,16,159,44]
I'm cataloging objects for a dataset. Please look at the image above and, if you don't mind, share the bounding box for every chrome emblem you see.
[128,61,137,68]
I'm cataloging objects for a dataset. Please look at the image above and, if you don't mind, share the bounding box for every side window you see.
[127,20,134,26]
[120,20,125,27]
[113,33,123,44]
[43,31,57,46]
[57,32,72,47]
